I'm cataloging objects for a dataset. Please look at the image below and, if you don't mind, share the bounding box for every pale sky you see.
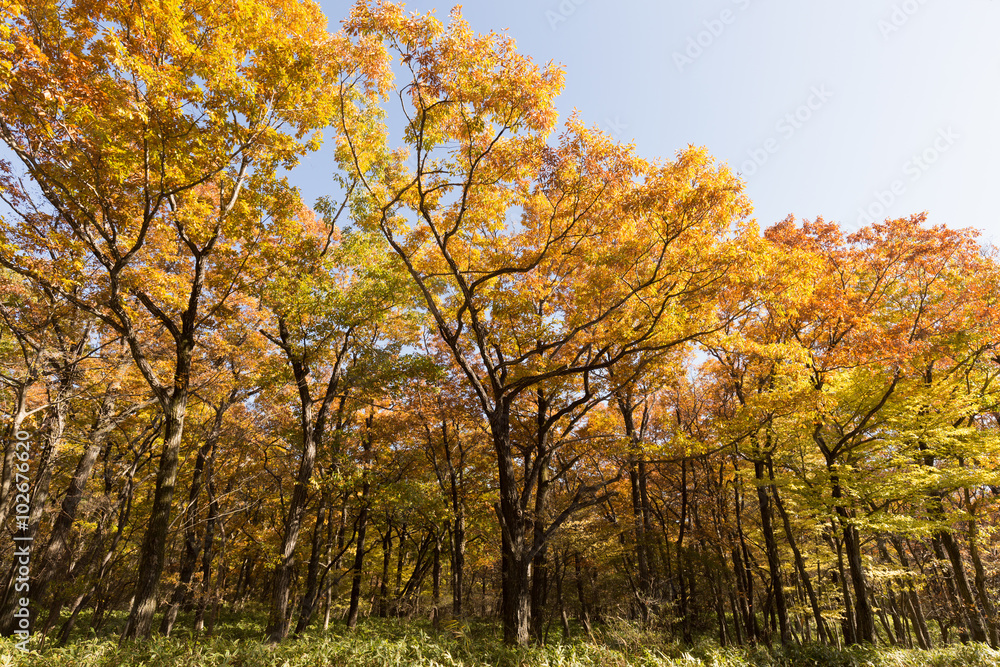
[305,0,1000,246]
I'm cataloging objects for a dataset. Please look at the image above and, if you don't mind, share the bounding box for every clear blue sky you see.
[306,0,1000,246]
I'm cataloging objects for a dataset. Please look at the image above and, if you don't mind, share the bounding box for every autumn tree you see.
[0,0,380,638]
[753,215,999,645]
[339,1,754,644]
[258,206,417,640]
[410,341,493,619]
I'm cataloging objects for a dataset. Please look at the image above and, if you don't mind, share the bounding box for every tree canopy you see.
[0,0,998,653]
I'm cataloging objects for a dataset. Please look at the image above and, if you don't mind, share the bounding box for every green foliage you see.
[3,620,999,667]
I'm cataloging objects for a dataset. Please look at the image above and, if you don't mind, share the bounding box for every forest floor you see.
[1,613,998,666]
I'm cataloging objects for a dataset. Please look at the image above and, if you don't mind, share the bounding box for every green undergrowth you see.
[2,617,998,667]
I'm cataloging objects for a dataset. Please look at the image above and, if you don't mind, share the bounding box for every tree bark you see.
[32,359,138,609]
[346,422,373,630]
[431,531,441,624]
[294,492,328,634]
[754,456,790,645]
[966,513,999,647]
[828,463,875,644]
[733,476,759,644]
[121,385,190,639]
[161,393,231,636]
[193,469,220,634]
[452,512,465,617]
[770,460,828,644]
[378,519,393,618]
[936,525,989,644]
[266,319,349,641]
[530,445,551,644]
[493,406,531,645]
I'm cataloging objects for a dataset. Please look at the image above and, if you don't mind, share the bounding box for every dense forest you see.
[0,0,998,661]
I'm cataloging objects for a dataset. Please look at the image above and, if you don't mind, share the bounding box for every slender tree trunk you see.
[346,500,369,629]
[555,550,570,639]
[394,524,406,603]
[122,385,190,639]
[771,461,828,644]
[0,384,69,635]
[734,482,758,643]
[628,459,650,621]
[530,456,550,644]
[637,458,656,591]
[193,470,220,633]
[884,587,906,646]
[267,440,318,639]
[162,398,228,636]
[55,589,92,647]
[828,463,874,644]
[883,538,931,649]
[754,456,790,645]
[0,382,33,528]
[936,525,989,643]
[378,521,393,618]
[832,531,857,645]
[294,493,328,634]
[266,319,348,642]
[347,426,373,629]
[267,420,317,638]
[32,367,133,609]
[452,512,465,616]
[709,564,729,647]
[617,393,656,608]
[729,588,745,645]
[573,551,592,637]
[966,513,999,647]
[431,531,441,624]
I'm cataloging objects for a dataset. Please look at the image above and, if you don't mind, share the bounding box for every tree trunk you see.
[346,500,369,629]
[573,551,592,637]
[555,550,570,639]
[347,426,373,629]
[754,456,790,645]
[884,538,931,649]
[431,531,441,624]
[162,398,228,636]
[394,524,407,602]
[0,383,32,528]
[122,387,189,639]
[829,463,874,644]
[266,409,317,638]
[493,408,530,645]
[771,461,828,644]
[832,531,857,645]
[733,477,758,643]
[452,512,465,617]
[936,525,989,644]
[32,364,133,610]
[628,459,650,621]
[378,521,393,618]
[294,493,328,634]
[0,380,69,635]
[266,318,348,642]
[193,470,220,633]
[530,458,550,644]
[966,513,999,647]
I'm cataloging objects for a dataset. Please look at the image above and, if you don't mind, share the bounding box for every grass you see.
[1,614,998,667]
